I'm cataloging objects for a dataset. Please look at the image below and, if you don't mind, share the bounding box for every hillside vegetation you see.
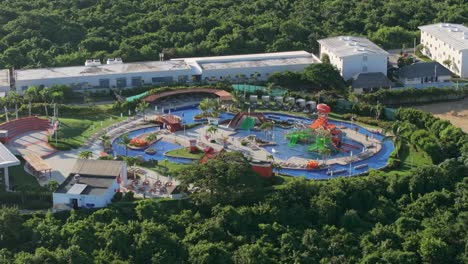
[0,0,466,69]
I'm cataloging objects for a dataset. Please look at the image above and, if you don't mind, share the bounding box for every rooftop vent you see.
[106,57,124,65]
[463,32,468,40]
[341,36,352,41]
[356,47,367,52]
[348,42,358,46]
[74,174,80,183]
[440,23,451,28]
[449,27,460,32]
[85,59,101,66]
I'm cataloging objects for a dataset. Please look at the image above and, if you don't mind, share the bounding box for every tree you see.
[177,151,263,204]
[206,125,218,137]
[321,53,331,64]
[302,63,345,92]
[118,133,131,157]
[397,56,414,68]
[100,134,111,150]
[442,59,452,69]
[7,91,21,120]
[137,100,150,117]
[78,150,93,159]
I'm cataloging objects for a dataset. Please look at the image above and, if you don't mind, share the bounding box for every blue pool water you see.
[113,106,394,179]
[111,127,195,164]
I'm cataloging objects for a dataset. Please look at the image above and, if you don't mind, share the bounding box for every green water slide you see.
[288,134,299,147]
[240,117,255,130]
[309,136,331,153]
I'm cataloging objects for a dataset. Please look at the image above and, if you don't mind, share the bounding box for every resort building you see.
[14,59,193,94]
[53,159,127,210]
[419,23,468,78]
[0,70,10,96]
[395,61,452,86]
[318,36,389,80]
[0,142,20,191]
[8,51,320,94]
[172,51,320,82]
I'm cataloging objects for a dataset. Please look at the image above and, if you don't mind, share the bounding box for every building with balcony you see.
[419,23,468,78]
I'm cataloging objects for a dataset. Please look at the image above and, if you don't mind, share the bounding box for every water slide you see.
[310,117,327,129]
[240,117,255,130]
[228,112,245,128]
[308,136,330,152]
[288,134,299,147]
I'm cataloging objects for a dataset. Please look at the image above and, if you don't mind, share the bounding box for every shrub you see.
[112,192,123,202]
[122,191,135,202]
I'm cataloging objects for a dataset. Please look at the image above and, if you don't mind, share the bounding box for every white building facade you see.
[174,51,320,82]
[318,36,389,80]
[14,60,193,94]
[52,180,119,209]
[419,23,468,78]
[9,51,320,94]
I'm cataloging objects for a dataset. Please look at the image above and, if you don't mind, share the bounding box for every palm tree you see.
[199,98,211,114]
[374,103,384,120]
[138,100,150,117]
[118,133,131,157]
[209,98,220,117]
[146,133,157,142]
[78,150,93,159]
[100,134,111,150]
[266,154,274,162]
[7,91,21,120]
[259,121,275,138]
[0,97,9,122]
[206,125,218,136]
[40,88,50,117]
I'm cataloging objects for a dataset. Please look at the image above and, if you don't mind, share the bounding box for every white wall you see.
[200,64,312,82]
[399,75,451,85]
[341,53,387,80]
[320,45,387,80]
[53,180,119,209]
[421,30,467,78]
[15,69,192,94]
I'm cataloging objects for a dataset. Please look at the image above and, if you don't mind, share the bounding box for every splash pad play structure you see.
[286,104,360,157]
[111,103,394,179]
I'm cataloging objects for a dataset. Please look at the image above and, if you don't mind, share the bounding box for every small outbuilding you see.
[53,159,127,210]
[352,72,393,93]
[395,62,452,86]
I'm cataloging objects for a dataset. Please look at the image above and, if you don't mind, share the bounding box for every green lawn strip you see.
[415,50,432,62]
[9,158,41,190]
[50,114,127,149]
[165,148,204,159]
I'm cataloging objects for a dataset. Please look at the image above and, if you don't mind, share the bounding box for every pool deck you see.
[161,125,382,170]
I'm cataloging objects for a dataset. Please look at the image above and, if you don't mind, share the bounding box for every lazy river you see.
[112,105,394,179]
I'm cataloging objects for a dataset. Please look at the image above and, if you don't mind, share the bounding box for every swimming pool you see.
[112,106,394,179]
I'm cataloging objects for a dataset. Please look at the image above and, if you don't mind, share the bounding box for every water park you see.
[110,91,394,179]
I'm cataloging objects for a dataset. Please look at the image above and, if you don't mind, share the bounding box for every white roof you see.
[67,183,88,194]
[174,51,313,63]
[0,143,20,168]
[15,60,191,81]
[199,57,319,70]
[419,23,468,51]
[0,69,9,87]
[318,36,389,57]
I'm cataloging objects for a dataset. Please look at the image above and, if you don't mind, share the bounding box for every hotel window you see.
[362,66,368,72]
[152,76,173,84]
[22,86,28,91]
[116,77,127,88]
[363,56,368,62]
[131,76,142,87]
[99,78,110,88]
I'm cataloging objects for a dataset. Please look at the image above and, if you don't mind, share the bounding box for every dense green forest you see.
[0,0,466,69]
[0,109,467,263]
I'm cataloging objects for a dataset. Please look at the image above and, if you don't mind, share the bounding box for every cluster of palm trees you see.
[0,86,68,121]
[198,98,220,117]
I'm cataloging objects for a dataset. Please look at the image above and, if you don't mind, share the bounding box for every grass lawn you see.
[165,148,204,159]
[50,109,127,149]
[392,141,432,175]
[8,157,41,191]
